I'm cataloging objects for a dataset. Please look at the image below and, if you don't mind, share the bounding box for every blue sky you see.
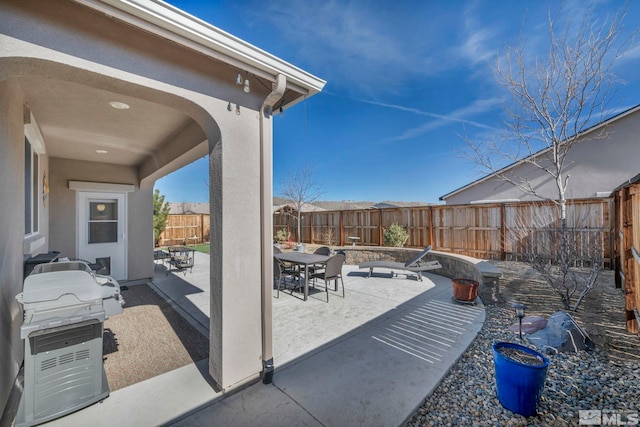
[155,0,640,204]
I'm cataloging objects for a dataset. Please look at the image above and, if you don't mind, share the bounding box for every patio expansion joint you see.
[271,382,327,427]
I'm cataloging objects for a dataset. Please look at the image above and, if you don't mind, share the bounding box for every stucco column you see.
[208,114,263,390]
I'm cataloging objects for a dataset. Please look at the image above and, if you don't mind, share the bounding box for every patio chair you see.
[305,246,332,277]
[314,246,331,255]
[274,245,299,280]
[358,245,441,281]
[309,253,345,302]
[274,257,301,298]
[153,250,170,270]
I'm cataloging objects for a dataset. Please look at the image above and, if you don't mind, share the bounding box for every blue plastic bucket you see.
[492,342,549,417]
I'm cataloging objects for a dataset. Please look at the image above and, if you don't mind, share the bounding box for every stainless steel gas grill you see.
[14,261,124,427]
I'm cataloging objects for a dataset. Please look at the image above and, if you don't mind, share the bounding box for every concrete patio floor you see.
[43,251,485,427]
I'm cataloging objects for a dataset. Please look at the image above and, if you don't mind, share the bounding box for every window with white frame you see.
[24,137,39,235]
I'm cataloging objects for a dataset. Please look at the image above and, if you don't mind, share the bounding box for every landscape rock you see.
[508,315,548,334]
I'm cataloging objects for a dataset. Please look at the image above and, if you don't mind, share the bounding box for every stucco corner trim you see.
[69,181,135,192]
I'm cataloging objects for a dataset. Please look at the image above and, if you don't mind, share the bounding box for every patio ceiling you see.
[8,0,326,174]
[19,75,194,167]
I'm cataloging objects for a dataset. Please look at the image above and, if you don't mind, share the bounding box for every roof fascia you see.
[440,103,640,201]
[72,0,326,96]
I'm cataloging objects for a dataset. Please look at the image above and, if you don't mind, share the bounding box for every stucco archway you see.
[0,52,265,394]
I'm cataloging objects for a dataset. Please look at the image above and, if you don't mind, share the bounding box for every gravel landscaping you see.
[407,261,640,427]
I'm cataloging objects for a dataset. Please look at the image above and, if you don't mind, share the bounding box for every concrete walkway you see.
[44,252,485,427]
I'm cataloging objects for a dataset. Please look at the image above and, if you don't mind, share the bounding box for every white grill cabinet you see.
[14,261,124,427]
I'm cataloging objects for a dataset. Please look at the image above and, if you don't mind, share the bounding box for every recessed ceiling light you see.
[109,101,130,110]
[96,149,108,154]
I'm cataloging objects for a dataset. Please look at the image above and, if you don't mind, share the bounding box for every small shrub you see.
[322,227,335,246]
[383,222,409,247]
[275,229,290,242]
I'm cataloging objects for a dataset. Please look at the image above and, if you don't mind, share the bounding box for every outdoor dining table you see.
[274,252,330,301]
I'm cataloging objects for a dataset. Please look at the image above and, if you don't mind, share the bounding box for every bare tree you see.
[468,6,634,310]
[508,202,603,311]
[279,164,323,245]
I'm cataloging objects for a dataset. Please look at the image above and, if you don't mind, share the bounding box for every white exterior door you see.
[78,191,127,280]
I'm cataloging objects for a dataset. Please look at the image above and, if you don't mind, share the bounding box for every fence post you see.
[200,214,204,244]
[378,209,383,247]
[339,211,344,246]
[428,206,434,249]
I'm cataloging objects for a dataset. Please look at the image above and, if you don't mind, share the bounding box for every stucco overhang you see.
[73,0,326,109]
[1,0,325,184]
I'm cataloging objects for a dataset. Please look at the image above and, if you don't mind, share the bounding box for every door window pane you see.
[88,200,118,244]
[89,223,118,243]
[90,202,117,220]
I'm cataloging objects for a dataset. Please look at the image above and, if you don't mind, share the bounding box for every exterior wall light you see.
[109,101,129,110]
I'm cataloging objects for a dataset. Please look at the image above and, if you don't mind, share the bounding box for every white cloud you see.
[245,1,473,94]
[456,1,501,67]
[360,97,503,141]
[617,44,640,65]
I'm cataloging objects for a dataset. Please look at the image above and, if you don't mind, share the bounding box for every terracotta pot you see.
[452,278,479,302]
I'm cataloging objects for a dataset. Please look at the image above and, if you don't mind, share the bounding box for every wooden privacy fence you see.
[161,198,629,330]
[158,214,210,246]
[273,199,613,266]
[614,182,640,334]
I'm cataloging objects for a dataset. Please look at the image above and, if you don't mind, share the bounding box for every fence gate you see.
[158,214,210,246]
[614,183,640,334]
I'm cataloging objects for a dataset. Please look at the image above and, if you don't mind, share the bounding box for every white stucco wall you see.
[443,111,640,204]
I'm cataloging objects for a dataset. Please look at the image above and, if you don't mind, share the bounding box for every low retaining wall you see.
[338,246,501,304]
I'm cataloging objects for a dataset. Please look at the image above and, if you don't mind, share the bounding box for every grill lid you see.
[18,270,112,305]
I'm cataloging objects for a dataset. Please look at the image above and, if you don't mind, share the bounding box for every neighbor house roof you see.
[369,201,431,209]
[168,202,210,214]
[439,103,640,201]
[272,203,326,214]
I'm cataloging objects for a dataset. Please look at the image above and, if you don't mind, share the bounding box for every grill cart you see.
[14,261,124,427]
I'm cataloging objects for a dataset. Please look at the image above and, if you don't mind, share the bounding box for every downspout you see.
[259,73,286,384]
